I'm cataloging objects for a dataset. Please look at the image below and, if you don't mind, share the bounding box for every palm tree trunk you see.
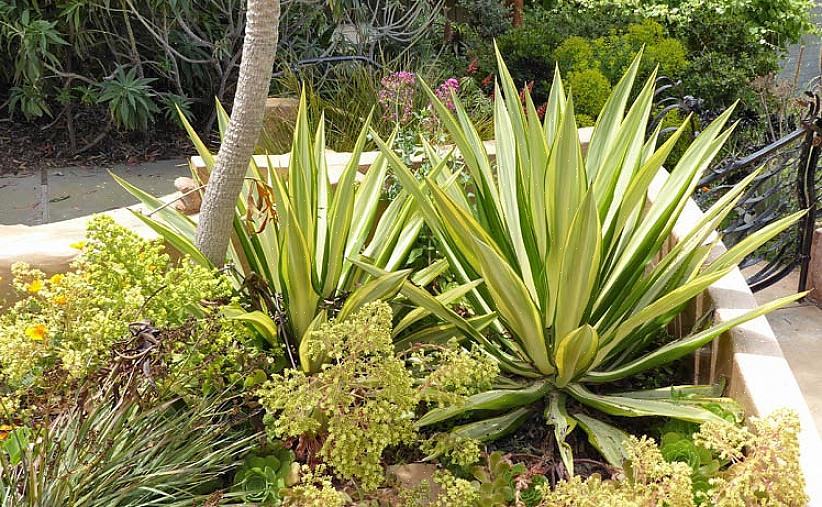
[196,0,280,265]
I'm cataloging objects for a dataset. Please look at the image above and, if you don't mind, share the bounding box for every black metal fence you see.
[658,80,822,293]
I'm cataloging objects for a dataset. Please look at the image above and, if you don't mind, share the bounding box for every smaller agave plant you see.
[365,47,805,473]
[116,96,491,374]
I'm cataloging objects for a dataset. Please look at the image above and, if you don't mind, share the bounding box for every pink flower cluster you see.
[378,71,417,124]
[434,78,460,111]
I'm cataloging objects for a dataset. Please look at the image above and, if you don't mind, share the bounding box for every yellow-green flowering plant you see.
[367,48,806,473]
[0,216,229,407]
[257,301,499,491]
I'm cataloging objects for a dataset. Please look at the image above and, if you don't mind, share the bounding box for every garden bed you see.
[2,129,820,502]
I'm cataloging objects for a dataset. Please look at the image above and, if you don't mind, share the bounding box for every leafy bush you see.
[373,51,804,474]
[537,410,807,506]
[567,68,611,119]
[0,215,230,405]
[554,36,597,74]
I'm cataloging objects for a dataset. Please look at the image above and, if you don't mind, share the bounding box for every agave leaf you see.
[314,115,329,281]
[566,384,726,423]
[215,100,230,142]
[595,268,732,364]
[555,325,599,388]
[612,383,725,399]
[494,86,537,300]
[393,313,497,350]
[128,210,211,268]
[585,50,643,182]
[554,191,601,343]
[452,407,533,442]
[222,307,278,348]
[351,257,530,373]
[323,112,373,296]
[474,240,553,375]
[394,279,484,335]
[416,381,551,428]
[112,172,197,241]
[422,408,534,462]
[410,258,449,287]
[573,413,630,468]
[279,196,319,342]
[595,67,658,228]
[585,292,806,383]
[178,106,214,170]
[706,210,806,274]
[545,391,576,475]
[336,269,411,322]
[542,65,566,147]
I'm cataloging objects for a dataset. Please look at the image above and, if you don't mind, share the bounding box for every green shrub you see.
[536,410,807,506]
[553,36,597,73]
[567,68,611,118]
[258,302,418,491]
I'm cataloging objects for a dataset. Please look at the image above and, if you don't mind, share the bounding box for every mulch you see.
[0,109,196,175]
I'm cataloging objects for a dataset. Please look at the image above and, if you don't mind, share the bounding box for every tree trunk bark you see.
[510,0,523,27]
[196,0,280,266]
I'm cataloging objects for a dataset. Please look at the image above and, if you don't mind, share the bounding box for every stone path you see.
[0,159,188,226]
[751,269,822,436]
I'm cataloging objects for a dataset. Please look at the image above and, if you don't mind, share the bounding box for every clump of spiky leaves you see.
[370,46,806,471]
[257,301,499,491]
[117,97,492,376]
[0,391,258,507]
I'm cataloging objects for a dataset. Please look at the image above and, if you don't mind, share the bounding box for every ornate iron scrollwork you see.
[655,79,822,293]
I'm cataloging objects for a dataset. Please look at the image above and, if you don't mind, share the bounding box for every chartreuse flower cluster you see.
[0,215,230,406]
[694,409,807,506]
[533,409,807,507]
[257,301,499,492]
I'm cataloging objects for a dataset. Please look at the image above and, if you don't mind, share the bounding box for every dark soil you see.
[0,109,195,175]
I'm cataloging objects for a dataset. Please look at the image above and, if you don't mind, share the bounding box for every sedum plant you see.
[118,96,492,374]
[368,48,806,472]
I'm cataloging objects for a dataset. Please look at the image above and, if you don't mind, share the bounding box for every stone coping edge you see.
[649,170,822,503]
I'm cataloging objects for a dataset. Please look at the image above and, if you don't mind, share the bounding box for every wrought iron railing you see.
[656,79,822,293]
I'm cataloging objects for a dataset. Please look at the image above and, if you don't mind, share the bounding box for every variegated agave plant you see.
[117,96,491,374]
[365,49,805,472]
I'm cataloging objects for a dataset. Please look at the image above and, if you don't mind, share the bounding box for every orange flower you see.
[0,424,13,441]
[26,279,44,294]
[25,323,47,341]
